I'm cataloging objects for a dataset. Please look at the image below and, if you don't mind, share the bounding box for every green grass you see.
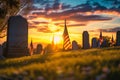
[0,47,120,80]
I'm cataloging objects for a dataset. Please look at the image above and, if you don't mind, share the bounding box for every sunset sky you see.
[1,0,120,48]
[23,0,120,48]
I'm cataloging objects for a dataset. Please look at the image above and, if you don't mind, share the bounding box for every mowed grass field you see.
[0,47,120,80]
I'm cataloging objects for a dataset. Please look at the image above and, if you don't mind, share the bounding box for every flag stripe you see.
[64,41,71,48]
[64,37,70,44]
[64,43,71,50]
[63,19,71,50]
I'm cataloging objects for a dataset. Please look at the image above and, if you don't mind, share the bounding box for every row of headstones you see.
[1,15,119,58]
[82,31,117,49]
[43,38,102,54]
[0,41,78,58]
[0,43,43,59]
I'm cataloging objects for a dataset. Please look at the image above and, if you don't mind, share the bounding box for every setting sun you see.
[53,35,62,45]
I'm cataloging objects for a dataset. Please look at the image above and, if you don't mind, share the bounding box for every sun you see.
[54,35,62,44]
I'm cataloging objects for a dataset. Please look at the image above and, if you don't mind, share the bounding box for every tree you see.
[0,0,32,38]
[0,0,20,16]
[0,0,20,38]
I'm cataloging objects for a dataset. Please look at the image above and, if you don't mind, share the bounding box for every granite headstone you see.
[6,15,29,57]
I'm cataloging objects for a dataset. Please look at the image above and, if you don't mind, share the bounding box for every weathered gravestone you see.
[36,44,43,54]
[6,15,29,57]
[44,44,53,54]
[72,40,79,50]
[82,31,90,49]
[92,38,98,48]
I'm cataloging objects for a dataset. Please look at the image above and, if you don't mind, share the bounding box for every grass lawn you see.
[0,47,120,80]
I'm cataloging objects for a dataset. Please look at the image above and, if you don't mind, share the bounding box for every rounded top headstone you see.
[9,15,27,23]
[83,31,88,34]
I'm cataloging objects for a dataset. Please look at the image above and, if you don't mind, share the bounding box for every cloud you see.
[53,21,86,27]
[62,3,71,9]
[25,0,120,32]
[102,0,120,5]
[53,0,62,10]
[73,3,92,11]
[28,20,49,29]
[29,25,37,29]
[33,21,48,25]
[27,0,120,19]
[37,26,61,33]
[68,14,112,22]
[33,0,52,6]
[92,2,107,10]
[72,1,107,12]
[109,7,120,12]
[26,9,113,30]
[32,0,71,14]
[42,8,113,22]
[67,24,86,27]
[24,0,120,16]
[89,27,120,32]
[37,27,52,33]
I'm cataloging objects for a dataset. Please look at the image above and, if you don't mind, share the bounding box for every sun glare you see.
[54,35,62,44]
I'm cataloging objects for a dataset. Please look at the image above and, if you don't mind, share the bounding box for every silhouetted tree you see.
[0,0,32,38]
[0,0,20,17]
[0,0,20,38]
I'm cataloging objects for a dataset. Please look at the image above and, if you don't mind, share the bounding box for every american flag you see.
[99,31,103,45]
[63,19,72,50]
[111,35,114,43]
[30,39,34,55]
